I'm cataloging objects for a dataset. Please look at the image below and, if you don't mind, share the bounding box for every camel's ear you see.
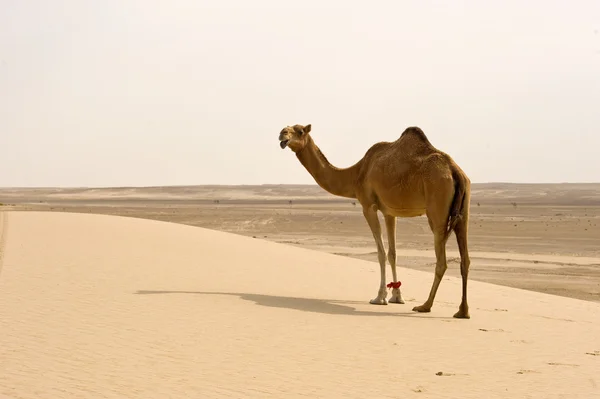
[304,124,311,134]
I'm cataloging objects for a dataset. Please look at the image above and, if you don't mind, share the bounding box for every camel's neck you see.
[296,137,360,199]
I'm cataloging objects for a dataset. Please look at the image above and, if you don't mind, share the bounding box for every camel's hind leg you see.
[413,177,453,314]
[384,214,404,304]
[412,226,449,313]
[453,209,471,318]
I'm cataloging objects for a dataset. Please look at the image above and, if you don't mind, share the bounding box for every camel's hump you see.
[399,126,432,144]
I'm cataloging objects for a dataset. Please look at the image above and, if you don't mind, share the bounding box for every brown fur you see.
[279,124,472,318]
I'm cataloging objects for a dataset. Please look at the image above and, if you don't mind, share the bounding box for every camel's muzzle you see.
[279,140,289,149]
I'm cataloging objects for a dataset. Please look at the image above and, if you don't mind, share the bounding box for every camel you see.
[278,124,472,318]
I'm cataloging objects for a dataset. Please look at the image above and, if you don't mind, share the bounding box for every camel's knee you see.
[434,262,448,279]
[377,249,387,264]
[387,249,396,265]
[460,257,470,276]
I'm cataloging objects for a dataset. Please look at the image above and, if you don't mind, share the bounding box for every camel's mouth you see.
[279,140,289,149]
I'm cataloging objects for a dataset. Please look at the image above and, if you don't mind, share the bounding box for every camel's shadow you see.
[134,290,453,319]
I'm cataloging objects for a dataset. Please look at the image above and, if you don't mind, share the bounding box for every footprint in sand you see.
[517,370,540,375]
[479,328,507,333]
[436,371,469,377]
[476,308,508,313]
[585,351,600,357]
[547,362,580,367]
[511,339,533,344]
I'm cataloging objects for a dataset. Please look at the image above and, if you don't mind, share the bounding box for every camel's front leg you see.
[384,215,404,304]
[363,206,388,305]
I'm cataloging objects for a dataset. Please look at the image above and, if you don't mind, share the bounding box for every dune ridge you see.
[0,211,598,398]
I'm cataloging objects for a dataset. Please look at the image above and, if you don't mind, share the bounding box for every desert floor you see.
[2,211,599,399]
[1,183,599,302]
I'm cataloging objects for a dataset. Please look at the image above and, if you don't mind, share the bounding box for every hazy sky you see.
[1,1,599,187]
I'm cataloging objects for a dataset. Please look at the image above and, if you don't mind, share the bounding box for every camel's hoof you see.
[369,298,388,305]
[389,296,405,304]
[412,305,431,313]
[388,288,404,304]
[453,310,470,319]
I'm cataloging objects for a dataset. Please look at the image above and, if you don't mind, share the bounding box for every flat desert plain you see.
[1,184,600,398]
[1,183,599,301]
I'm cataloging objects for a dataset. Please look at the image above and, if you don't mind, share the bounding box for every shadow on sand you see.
[134,290,452,319]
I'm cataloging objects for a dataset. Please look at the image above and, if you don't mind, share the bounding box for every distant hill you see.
[1,183,599,206]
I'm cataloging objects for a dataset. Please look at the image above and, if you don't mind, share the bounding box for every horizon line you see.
[1,181,600,190]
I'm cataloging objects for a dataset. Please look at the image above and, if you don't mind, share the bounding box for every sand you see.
[0,210,599,398]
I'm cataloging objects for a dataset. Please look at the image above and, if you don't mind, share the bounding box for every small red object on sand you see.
[386,281,401,289]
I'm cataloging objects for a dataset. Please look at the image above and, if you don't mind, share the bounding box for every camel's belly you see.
[379,204,426,218]
[374,184,427,217]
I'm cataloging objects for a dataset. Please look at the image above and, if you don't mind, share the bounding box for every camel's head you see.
[278,124,311,153]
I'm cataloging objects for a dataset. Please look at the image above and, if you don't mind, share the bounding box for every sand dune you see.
[0,211,599,398]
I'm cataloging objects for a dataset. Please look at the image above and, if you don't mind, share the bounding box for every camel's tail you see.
[445,162,470,240]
